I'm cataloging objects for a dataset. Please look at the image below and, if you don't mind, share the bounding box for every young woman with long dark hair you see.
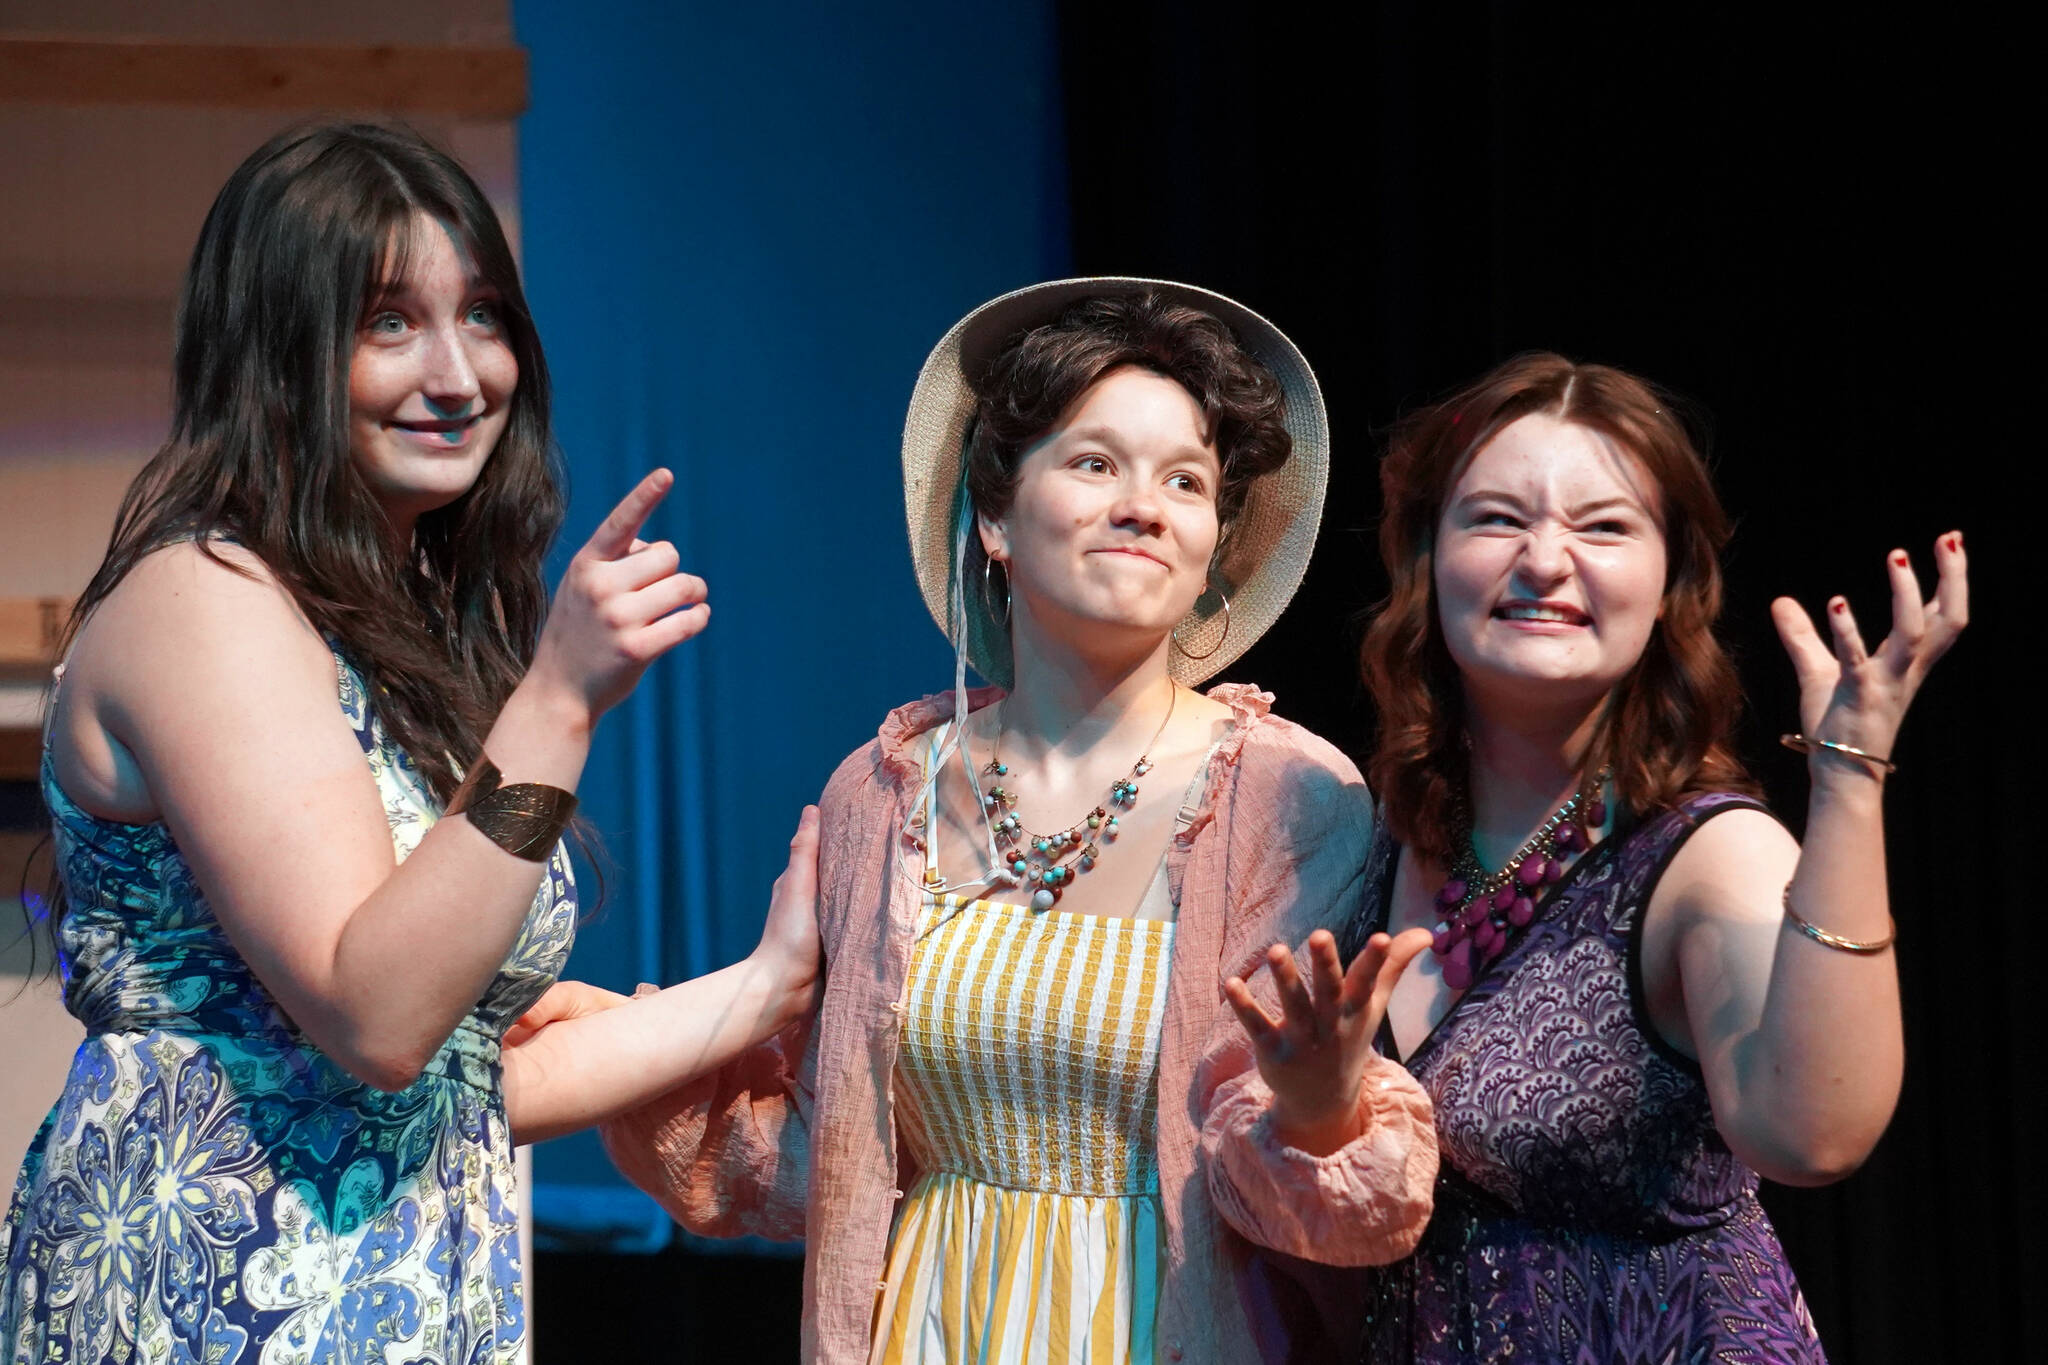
[0,123,820,1364]
[1219,353,1966,1361]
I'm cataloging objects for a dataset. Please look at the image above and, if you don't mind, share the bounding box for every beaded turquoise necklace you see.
[971,688,1178,911]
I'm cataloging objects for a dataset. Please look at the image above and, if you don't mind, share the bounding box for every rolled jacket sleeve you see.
[1201,1045,1436,1265]
[593,739,895,1246]
[597,1008,815,1242]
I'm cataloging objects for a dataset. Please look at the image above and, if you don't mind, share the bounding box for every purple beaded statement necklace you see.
[969,688,1178,912]
[1431,770,1609,990]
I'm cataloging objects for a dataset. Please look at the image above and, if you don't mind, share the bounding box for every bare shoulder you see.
[85,541,328,698]
[1181,687,1236,730]
[1638,804,1794,1045]
[56,541,342,819]
[87,540,317,649]
[1654,805,1799,927]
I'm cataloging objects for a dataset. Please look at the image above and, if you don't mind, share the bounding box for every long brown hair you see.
[1360,352,1754,864]
[65,122,563,802]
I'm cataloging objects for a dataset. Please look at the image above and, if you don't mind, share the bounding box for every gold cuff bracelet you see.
[448,754,577,862]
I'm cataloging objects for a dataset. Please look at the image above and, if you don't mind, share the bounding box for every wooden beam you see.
[2,597,66,780]
[0,36,527,117]
[0,729,38,785]
[0,598,70,672]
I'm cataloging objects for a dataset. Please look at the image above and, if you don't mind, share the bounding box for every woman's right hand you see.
[502,979,633,1050]
[749,806,824,1024]
[526,469,712,727]
[1224,927,1432,1156]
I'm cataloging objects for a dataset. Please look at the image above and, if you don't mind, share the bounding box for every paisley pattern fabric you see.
[1347,792,1826,1364]
[0,652,574,1364]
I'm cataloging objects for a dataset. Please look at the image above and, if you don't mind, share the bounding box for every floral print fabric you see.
[1,652,574,1364]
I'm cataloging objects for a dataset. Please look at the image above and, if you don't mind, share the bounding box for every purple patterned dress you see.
[1345,791,1825,1364]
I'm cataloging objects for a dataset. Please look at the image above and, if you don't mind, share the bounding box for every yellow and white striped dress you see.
[870,879,1175,1365]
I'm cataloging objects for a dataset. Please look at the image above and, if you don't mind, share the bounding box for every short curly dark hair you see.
[963,291,1292,561]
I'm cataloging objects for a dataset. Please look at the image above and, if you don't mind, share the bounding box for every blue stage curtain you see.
[512,0,1069,1250]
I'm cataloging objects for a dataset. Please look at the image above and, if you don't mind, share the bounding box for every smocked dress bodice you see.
[872,889,1174,1365]
[868,732,1181,1364]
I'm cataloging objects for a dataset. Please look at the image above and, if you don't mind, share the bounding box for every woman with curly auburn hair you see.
[571,280,1440,1363]
[1220,352,1967,1361]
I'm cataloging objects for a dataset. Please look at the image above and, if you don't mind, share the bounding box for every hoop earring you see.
[1173,589,1231,660]
[981,556,1012,629]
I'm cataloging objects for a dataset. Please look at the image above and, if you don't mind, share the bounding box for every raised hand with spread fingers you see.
[1223,927,1433,1156]
[1642,533,1970,1186]
[1769,532,1970,781]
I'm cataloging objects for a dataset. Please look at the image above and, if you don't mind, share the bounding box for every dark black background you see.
[539,8,2028,1360]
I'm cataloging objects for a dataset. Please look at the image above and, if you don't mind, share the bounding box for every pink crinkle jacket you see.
[599,686,1436,1363]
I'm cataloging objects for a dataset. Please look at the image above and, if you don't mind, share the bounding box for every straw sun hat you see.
[901,277,1330,689]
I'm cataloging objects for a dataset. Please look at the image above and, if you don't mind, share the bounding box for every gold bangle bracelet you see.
[448,754,577,862]
[1780,885,1895,954]
[1779,733,1897,775]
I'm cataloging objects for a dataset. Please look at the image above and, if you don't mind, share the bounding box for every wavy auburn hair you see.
[1360,352,1754,864]
[65,122,563,803]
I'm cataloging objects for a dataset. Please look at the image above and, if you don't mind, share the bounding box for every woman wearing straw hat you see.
[581,280,1440,1362]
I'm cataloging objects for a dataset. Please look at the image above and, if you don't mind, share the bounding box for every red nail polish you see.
[1947,535,1960,551]
[1892,554,1907,567]
[1832,601,1847,614]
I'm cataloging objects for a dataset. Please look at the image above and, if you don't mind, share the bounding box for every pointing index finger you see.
[587,469,674,561]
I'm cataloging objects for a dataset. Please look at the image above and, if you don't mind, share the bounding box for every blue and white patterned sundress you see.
[0,650,575,1365]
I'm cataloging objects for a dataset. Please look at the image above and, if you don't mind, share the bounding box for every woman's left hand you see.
[1770,531,1969,769]
[1223,927,1432,1156]
[746,805,824,1023]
